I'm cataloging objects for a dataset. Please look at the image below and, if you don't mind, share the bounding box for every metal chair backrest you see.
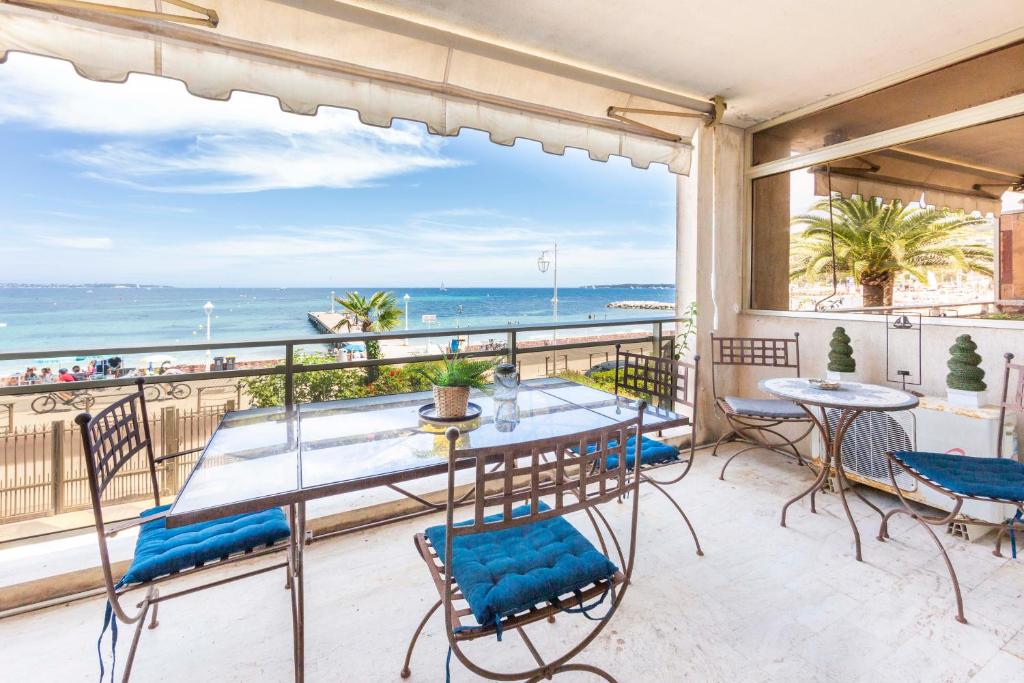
[443,407,644,544]
[709,332,801,399]
[998,353,1024,458]
[612,344,699,409]
[75,379,160,524]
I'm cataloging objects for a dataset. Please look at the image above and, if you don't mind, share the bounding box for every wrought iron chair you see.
[77,379,293,681]
[709,332,814,480]
[879,353,1024,624]
[401,405,646,682]
[611,344,704,556]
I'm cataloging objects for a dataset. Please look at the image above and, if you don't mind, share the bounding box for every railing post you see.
[4,402,12,432]
[284,343,295,409]
[162,406,179,495]
[50,420,64,515]
[653,321,665,358]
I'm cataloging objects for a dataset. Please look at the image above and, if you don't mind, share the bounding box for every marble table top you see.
[760,378,919,412]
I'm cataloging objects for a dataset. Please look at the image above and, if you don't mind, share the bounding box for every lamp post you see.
[203,301,214,371]
[403,293,410,331]
[537,242,558,343]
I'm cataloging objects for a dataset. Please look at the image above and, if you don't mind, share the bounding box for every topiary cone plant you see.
[946,334,986,407]
[827,326,855,379]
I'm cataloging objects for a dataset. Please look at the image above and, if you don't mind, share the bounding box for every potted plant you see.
[419,352,495,418]
[826,326,856,381]
[946,334,986,407]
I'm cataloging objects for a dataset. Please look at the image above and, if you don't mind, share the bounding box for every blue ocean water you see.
[0,286,675,372]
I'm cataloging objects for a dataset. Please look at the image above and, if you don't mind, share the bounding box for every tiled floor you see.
[3,444,1024,682]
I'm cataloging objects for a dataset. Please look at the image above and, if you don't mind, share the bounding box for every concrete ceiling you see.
[338,0,1024,127]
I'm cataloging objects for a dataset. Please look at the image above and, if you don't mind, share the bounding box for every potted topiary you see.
[419,352,495,418]
[946,334,986,407]
[826,326,856,381]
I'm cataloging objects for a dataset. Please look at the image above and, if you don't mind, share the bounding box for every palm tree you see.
[332,291,403,380]
[790,196,993,308]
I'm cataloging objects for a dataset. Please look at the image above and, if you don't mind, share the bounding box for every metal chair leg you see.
[718,445,761,480]
[880,507,966,623]
[147,591,160,630]
[643,477,703,556]
[121,598,152,683]
[526,663,618,682]
[710,430,737,457]
[401,600,442,678]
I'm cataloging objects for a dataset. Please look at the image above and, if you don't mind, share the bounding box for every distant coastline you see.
[585,283,674,289]
[0,283,174,289]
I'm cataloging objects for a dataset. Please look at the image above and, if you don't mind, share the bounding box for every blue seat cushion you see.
[424,502,618,629]
[892,451,1024,502]
[121,505,290,585]
[597,435,679,470]
[723,396,806,419]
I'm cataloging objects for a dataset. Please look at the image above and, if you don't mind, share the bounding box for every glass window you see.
[750,116,1023,317]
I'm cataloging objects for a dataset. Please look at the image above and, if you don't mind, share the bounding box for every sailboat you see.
[440,281,447,292]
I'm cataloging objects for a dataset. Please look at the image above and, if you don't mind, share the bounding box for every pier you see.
[307,311,353,334]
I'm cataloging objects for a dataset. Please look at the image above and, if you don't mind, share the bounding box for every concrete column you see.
[676,124,746,442]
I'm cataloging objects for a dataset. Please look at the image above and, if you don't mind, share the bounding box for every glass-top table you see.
[166,377,687,527]
[163,377,687,682]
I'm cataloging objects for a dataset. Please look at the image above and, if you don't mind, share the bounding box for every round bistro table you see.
[759,378,919,561]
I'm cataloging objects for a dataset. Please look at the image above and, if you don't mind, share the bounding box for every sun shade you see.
[0,0,702,173]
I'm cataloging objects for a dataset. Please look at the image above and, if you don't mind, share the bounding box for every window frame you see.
[742,92,1024,324]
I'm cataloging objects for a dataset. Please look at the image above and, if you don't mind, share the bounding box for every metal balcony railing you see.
[0,316,684,528]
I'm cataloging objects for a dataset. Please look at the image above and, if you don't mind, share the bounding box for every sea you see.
[0,286,676,373]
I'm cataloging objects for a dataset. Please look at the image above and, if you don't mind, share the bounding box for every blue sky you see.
[0,53,677,288]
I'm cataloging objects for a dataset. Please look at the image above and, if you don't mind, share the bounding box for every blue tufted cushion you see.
[593,436,679,470]
[892,451,1024,502]
[723,396,806,419]
[424,503,617,629]
[121,505,290,585]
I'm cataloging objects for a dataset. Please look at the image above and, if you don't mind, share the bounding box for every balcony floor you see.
[3,444,1024,682]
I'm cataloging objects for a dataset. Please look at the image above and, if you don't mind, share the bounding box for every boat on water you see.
[440,281,447,291]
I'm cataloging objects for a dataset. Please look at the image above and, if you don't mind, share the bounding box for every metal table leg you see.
[781,406,872,561]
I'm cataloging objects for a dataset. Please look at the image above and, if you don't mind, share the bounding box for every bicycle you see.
[142,382,192,402]
[31,390,96,414]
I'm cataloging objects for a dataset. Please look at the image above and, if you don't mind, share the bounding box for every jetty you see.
[606,300,674,311]
[307,311,355,334]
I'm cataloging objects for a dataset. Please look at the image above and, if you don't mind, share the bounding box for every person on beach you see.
[71,365,87,381]
[58,368,77,383]
[39,368,54,383]
[22,367,39,385]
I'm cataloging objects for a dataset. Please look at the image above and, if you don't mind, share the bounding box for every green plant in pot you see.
[826,326,855,381]
[946,334,986,407]
[419,352,495,418]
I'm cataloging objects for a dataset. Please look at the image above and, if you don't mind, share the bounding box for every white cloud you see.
[39,235,113,250]
[0,53,463,193]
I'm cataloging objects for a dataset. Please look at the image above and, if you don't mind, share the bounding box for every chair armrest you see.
[154,447,204,463]
[104,509,168,537]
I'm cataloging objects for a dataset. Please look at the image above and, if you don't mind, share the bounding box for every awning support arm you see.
[4,0,219,27]
[606,95,726,139]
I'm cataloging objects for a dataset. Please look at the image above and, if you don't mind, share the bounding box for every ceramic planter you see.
[946,388,985,408]
[826,370,856,382]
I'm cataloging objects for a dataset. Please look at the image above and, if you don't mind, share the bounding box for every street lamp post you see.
[403,293,410,331]
[203,301,214,371]
[537,242,558,343]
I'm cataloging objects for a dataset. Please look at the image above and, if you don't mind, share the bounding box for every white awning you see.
[0,1,706,174]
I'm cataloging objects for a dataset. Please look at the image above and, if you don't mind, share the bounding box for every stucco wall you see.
[737,312,1022,405]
